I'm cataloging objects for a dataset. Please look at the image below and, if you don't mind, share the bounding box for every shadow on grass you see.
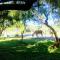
[0,38,60,60]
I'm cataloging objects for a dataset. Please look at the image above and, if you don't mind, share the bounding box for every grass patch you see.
[0,38,60,60]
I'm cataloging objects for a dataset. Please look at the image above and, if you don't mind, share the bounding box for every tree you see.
[31,0,60,48]
[46,0,60,8]
[0,10,11,36]
[6,10,33,39]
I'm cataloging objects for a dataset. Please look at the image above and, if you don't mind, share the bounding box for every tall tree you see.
[0,10,9,36]
[32,0,60,48]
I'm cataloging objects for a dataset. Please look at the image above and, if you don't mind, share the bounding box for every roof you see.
[0,0,37,10]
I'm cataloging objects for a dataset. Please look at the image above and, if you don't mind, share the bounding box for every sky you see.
[26,0,60,26]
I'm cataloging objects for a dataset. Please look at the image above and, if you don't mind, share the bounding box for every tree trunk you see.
[0,29,2,36]
[0,27,6,36]
[21,31,24,40]
[13,1,16,4]
[44,23,58,42]
[44,23,60,48]
[31,10,60,48]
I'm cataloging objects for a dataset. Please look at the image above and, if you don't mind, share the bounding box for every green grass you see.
[0,38,60,60]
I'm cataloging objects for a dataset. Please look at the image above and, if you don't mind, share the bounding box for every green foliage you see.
[0,10,32,35]
[46,0,60,8]
[16,21,25,32]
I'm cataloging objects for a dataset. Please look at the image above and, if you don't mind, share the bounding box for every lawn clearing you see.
[0,38,60,60]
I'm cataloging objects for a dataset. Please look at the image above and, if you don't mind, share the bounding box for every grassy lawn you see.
[0,38,60,60]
